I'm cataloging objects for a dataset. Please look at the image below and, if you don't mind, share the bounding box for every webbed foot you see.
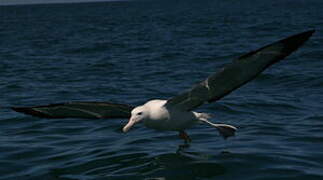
[179,130,192,143]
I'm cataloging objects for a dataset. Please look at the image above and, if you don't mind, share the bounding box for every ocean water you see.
[1,0,323,179]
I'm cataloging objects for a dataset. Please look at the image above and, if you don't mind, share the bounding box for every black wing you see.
[12,101,134,119]
[165,30,315,111]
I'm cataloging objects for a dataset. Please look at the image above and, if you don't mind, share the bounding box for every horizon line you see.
[0,0,130,7]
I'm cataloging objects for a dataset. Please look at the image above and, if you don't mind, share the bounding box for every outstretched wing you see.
[12,101,134,119]
[165,30,315,111]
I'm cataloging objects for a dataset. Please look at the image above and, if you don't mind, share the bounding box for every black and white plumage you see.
[10,30,315,141]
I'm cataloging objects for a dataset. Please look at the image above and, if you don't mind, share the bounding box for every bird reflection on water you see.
[149,151,227,179]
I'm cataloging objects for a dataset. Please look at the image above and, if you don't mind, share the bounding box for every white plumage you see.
[123,99,237,140]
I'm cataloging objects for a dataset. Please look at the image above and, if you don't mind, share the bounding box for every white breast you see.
[143,99,198,131]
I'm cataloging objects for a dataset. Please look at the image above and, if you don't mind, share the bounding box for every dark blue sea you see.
[1,0,323,179]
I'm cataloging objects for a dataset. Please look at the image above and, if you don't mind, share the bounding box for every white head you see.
[122,106,148,133]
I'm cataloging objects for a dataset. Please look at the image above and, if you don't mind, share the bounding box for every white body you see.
[123,99,237,138]
[142,100,198,131]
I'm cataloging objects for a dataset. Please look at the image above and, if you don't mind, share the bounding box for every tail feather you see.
[197,113,237,139]
[197,112,213,120]
[212,124,237,139]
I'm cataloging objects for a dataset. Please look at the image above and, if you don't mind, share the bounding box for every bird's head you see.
[123,106,148,133]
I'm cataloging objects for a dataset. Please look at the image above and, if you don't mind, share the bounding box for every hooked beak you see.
[123,117,136,133]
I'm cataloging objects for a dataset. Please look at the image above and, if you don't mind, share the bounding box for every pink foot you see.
[179,130,192,143]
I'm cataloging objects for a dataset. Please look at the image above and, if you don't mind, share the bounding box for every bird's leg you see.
[179,130,192,143]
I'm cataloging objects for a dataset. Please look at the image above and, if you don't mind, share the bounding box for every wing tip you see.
[281,29,315,52]
[238,29,315,60]
[11,107,53,118]
[290,29,315,41]
[303,29,315,36]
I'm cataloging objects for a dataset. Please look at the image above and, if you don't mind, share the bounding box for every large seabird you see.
[11,30,315,142]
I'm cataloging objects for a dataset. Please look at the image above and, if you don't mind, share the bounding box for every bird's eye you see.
[137,112,143,115]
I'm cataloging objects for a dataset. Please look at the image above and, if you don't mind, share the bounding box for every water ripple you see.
[1,1,323,179]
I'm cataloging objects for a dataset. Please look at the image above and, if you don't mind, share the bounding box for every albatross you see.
[10,30,314,143]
